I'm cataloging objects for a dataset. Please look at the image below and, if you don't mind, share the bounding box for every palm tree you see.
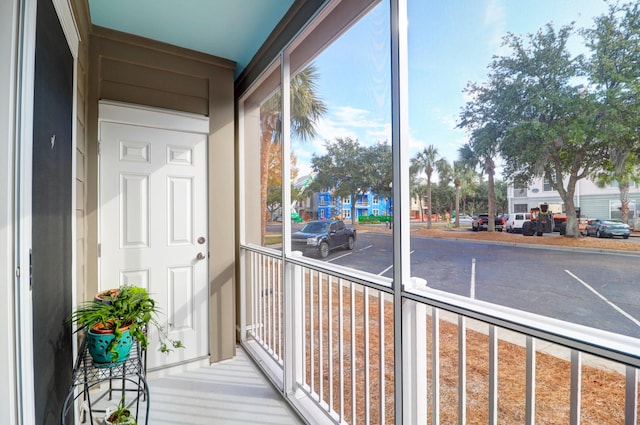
[596,151,640,225]
[411,145,439,228]
[259,65,327,243]
[459,124,500,231]
[439,159,476,228]
[409,173,427,222]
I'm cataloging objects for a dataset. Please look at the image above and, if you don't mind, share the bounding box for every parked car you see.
[453,214,473,226]
[583,219,630,239]
[505,213,531,233]
[291,219,356,258]
[472,214,504,231]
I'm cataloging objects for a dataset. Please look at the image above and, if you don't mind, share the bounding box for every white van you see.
[505,212,530,233]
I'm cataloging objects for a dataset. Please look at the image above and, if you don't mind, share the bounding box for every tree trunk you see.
[486,159,496,232]
[619,182,630,224]
[260,133,274,246]
[351,193,357,225]
[563,196,580,237]
[454,185,461,228]
[427,178,432,229]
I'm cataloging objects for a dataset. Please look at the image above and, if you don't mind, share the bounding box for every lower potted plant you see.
[69,285,183,366]
[104,393,137,425]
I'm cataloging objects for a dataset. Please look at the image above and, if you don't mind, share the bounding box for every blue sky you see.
[292,0,611,178]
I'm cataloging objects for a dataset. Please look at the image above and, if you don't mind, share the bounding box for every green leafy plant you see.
[68,285,184,361]
[105,392,137,425]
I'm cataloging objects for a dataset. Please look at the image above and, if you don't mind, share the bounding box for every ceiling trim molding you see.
[91,25,236,71]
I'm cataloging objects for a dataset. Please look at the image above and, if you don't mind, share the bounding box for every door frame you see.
[97,100,211,364]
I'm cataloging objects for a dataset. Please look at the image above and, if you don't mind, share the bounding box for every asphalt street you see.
[290,227,640,339]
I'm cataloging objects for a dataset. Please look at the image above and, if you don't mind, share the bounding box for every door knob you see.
[197,252,206,260]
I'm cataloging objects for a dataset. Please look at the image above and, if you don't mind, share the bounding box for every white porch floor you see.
[141,347,304,425]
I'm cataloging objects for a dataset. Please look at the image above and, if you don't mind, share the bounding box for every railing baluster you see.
[570,350,582,425]
[488,325,498,425]
[350,281,356,423]
[458,315,466,425]
[319,272,324,401]
[432,307,440,425]
[328,275,334,413]
[625,366,638,425]
[310,270,315,394]
[256,257,266,346]
[301,268,307,390]
[266,257,271,352]
[364,286,370,425]
[379,290,385,424]
[262,258,275,353]
[250,252,255,338]
[271,257,276,357]
[525,336,536,425]
[339,278,345,421]
[277,259,282,362]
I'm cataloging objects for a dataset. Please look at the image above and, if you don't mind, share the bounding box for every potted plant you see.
[104,393,137,425]
[68,285,183,365]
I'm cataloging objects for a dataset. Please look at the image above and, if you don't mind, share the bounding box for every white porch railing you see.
[240,245,640,424]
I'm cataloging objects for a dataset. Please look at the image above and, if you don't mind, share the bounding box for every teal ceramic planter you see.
[87,328,134,366]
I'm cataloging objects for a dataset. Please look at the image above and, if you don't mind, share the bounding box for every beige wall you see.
[85,25,237,363]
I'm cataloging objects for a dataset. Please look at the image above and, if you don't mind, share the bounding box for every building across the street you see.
[508,177,640,228]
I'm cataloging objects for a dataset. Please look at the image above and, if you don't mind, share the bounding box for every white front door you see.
[99,116,209,370]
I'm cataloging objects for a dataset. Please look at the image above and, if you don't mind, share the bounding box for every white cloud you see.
[484,0,510,56]
[316,105,391,143]
[292,105,391,175]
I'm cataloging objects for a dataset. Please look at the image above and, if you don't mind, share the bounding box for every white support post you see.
[284,252,304,396]
[239,249,247,342]
[403,277,427,424]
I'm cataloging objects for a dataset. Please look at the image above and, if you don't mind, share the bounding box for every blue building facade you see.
[316,191,392,221]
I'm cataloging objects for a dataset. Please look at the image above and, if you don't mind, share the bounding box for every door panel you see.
[100,121,208,370]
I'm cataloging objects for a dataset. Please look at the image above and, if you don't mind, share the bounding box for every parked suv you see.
[291,219,356,258]
[505,213,531,233]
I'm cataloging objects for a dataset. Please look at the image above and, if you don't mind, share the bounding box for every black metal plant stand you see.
[61,336,149,424]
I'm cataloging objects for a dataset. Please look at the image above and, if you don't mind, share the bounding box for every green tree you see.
[494,180,508,214]
[363,141,393,201]
[431,182,455,220]
[457,129,500,232]
[310,139,392,224]
[595,153,640,223]
[463,24,607,237]
[584,2,640,224]
[411,145,440,228]
[260,65,327,243]
[308,138,368,225]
